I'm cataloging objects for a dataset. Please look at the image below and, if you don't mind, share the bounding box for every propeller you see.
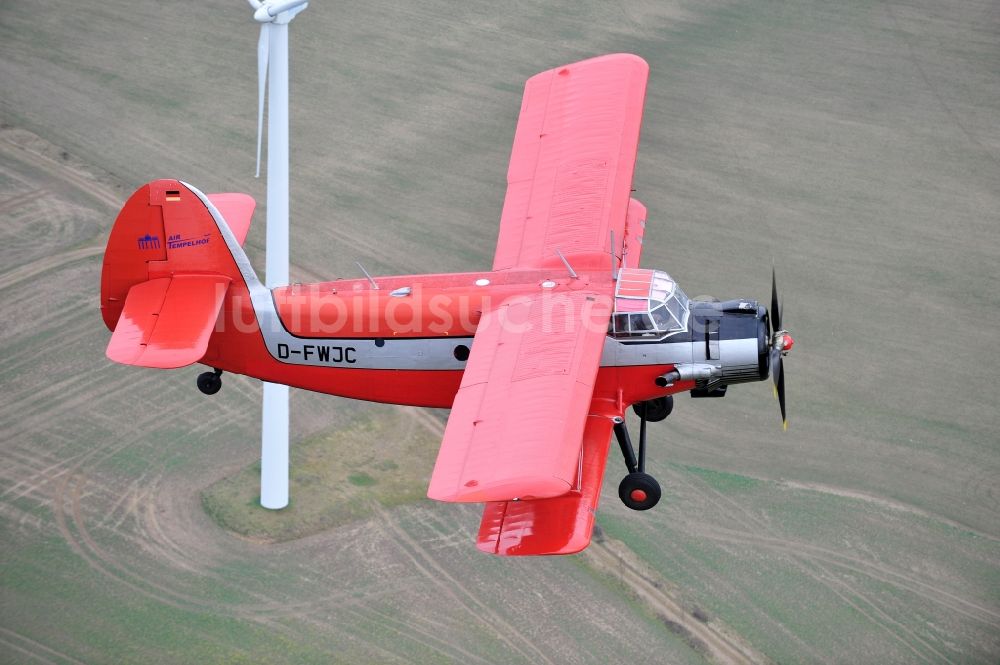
[768,268,794,430]
[248,0,309,177]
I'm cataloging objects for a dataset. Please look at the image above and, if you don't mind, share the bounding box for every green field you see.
[2,0,998,663]
[202,405,447,543]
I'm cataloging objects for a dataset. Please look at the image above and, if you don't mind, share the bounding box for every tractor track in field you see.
[52,461,381,622]
[396,404,445,439]
[685,468,953,664]
[698,525,1000,627]
[19,370,286,622]
[0,372,147,508]
[0,131,113,291]
[583,537,769,665]
[55,443,511,663]
[33,399,406,633]
[374,504,558,665]
[56,470,292,623]
[0,131,122,212]
[678,469,1000,627]
[779,479,1000,544]
[0,301,93,384]
[668,466,998,661]
[54,465,206,615]
[344,603,494,665]
[0,244,104,291]
[0,187,44,214]
[0,626,87,665]
[801,558,951,665]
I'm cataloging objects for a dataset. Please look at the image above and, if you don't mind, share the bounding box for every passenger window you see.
[630,313,654,332]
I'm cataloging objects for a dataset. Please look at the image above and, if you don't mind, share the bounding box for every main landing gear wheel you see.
[613,406,666,511]
[197,369,222,395]
[632,396,673,422]
[619,472,661,511]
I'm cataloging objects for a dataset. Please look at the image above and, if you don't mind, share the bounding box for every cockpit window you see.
[610,269,690,340]
[650,305,672,329]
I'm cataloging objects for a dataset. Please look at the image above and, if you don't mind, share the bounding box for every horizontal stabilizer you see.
[477,414,614,555]
[106,274,231,369]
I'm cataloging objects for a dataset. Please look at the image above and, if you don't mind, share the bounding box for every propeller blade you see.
[770,267,781,333]
[771,347,782,395]
[255,23,271,178]
[768,269,789,429]
[777,356,787,430]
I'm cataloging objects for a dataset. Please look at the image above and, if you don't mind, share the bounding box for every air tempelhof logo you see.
[137,234,160,250]
[167,233,210,249]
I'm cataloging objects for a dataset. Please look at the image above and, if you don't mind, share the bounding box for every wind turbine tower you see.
[247,0,309,509]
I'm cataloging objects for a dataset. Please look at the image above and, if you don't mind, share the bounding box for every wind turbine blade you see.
[255,23,271,178]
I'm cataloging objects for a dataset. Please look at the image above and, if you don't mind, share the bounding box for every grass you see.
[201,405,440,542]
[597,463,1000,664]
[1,0,998,663]
[676,464,761,493]
[1,538,340,665]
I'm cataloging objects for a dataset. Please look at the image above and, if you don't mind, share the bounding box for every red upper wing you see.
[492,54,649,272]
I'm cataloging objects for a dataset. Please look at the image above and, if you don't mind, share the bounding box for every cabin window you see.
[609,269,690,340]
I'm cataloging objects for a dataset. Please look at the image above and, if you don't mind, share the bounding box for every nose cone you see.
[781,333,794,353]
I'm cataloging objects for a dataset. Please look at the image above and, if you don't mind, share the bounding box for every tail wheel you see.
[632,396,673,422]
[618,472,661,511]
[197,370,222,395]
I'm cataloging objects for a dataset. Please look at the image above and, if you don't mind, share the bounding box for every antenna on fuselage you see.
[356,261,379,290]
[610,230,618,280]
[554,248,579,280]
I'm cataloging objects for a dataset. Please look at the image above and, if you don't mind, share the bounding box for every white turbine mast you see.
[247,0,308,510]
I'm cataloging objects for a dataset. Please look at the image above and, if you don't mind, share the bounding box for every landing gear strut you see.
[614,400,667,510]
[197,368,222,395]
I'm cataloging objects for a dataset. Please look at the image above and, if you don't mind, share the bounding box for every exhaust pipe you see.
[655,363,721,387]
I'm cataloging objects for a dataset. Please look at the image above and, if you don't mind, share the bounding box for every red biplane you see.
[101,54,793,555]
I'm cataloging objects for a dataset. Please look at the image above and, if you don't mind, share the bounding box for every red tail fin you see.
[100,179,256,367]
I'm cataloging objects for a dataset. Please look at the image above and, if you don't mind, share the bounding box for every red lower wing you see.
[476,413,615,556]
